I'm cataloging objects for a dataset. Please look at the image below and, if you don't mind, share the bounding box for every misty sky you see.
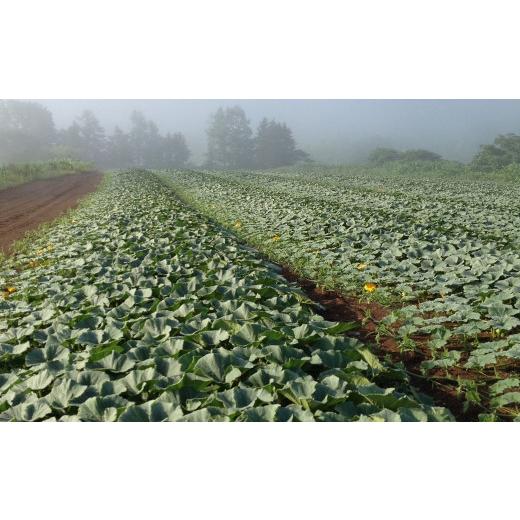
[38,100,520,164]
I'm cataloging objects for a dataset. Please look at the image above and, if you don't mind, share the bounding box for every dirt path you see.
[0,171,103,253]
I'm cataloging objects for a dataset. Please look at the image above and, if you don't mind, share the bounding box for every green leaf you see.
[78,395,128,421]
[0,399,52,422]
[78,330,108,346]
[216,387,258,410]
[491,392,520,409]
[178,407,230,422]
[0,342,30,359]
[89,352,136,373]
[89,342,125,362]
[26,344,68,366]
[120,368,156,395]
[25,369,56,391]
[194,350,246,383]
[277,405,315,422]
[489,378,520,396]
[119,401,184,422]
[46,379,88,410]
[241,404,280,421]
[192,329,230,347]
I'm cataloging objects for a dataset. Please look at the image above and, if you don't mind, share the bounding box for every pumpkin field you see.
[1,166,520,421]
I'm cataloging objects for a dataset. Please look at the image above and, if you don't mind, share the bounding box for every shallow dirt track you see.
[0,171,103,253]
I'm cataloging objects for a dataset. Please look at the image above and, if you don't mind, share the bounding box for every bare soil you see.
[0,171,103,253]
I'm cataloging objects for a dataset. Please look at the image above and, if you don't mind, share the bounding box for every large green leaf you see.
[78,395,129,421]
[119,401,184,422]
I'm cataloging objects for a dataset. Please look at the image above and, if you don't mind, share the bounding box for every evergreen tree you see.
[161,132,191,168]
[75,110,106,164]
[143,120,162,168]
[206,107,227,168]
[254,118,275,168]
[106,126,132,168]
[206,106,254,169]
[129,110,149,167]
[226,106,254,168]
[57,121,83,159]
[254,118,309,169]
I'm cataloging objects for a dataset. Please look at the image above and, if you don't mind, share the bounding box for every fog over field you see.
[39,99,520,164]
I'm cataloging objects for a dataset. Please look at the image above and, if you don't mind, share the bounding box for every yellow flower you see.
[356,263,367,270]
[234,220,242,229]
[363,282,377,293]
[2,286,16,299]
[272,234,281,242]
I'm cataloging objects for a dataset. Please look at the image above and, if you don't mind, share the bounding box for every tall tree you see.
[128,110,149,167]
[206,106,254,169]
[226,106,254,169]
[72,110,106,164]
[56,121,83,158]
[206,107,227,168]
[160,132,191,168]
[0,100,55,163]
[254,118,309,169]
[106,126,132,168]
[143,120,162,167]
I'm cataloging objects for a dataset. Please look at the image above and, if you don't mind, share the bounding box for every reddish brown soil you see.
[0,171,103,253]
[281,266,490,421]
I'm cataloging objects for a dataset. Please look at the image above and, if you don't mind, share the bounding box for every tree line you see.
[205,106,310,169]
[368,134,520,172]
[7,99,517,173]
[0,100,191,169]
[0,100,311,170]
[57,110,191,169]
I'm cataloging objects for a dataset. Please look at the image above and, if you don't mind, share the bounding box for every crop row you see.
[0,170,450,421]
[163,169,520,420]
